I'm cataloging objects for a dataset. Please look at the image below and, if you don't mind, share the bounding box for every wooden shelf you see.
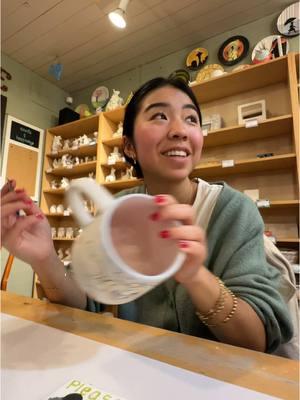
[267,200,300,208]
[101,161,128,170]
[43,188,66,194]
[53,238,75,242]
[277,238,300,244]
[191,55,288,103]
[45,213,72,217]
[203,115,293,148]
[102,137,123,147]
[46,143,97,158]
[191,153,296,178]
[102,107,125,124]
[47,115,99,139]
[46,161,96,176]
[103,179,143,190]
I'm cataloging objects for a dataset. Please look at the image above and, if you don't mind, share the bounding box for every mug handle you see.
[65,178,113,226]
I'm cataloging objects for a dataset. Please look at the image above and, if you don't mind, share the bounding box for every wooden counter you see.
[1,291,299,399]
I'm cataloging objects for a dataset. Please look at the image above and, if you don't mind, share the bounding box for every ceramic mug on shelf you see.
[65,178,185,305]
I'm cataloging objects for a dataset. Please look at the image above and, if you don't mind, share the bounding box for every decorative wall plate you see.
[196,64,224,82]
[252,35,289,64]
[186,47,208,70]
[91,86,109,109]
[218,35,249,66]
[168,69,191,84]
[277,2,299,37]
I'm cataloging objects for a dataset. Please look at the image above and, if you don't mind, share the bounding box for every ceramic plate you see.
[186,47,208,70]
[251,35,289,64]
[218,35,249,66]
[196,64,224,82]
[277,2,299,37]
[168,69,191,84]
[91,86,109,109]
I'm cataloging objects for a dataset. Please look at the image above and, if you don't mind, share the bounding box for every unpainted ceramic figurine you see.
[65,227,74,239]
[105,167,116,183]
[51,136,62,153]
[112,121,123,138]
[105,89,124,112]
[60,177,70,189]
[57,227,65,239]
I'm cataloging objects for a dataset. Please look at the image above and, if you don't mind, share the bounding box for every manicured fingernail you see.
[35,213,44,219]
[24,199,33,205]
[159,230,170,239]
[149,212,160,221]
[15,188,25,193]
[155,195,166,204]
[179,240,189,249]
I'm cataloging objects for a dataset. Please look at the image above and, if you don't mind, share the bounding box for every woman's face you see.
[131,86,203,182]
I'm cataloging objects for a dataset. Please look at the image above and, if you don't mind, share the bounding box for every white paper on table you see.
[1,314,280,400]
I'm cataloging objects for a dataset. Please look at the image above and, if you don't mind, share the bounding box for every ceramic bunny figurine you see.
[105,89,124,112]
[105,167,116,182]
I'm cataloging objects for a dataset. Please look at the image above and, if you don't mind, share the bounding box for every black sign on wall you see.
[10,120,40,148]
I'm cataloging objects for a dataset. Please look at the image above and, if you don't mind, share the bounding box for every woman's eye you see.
[151,112,167,120]
[186,115,199,124]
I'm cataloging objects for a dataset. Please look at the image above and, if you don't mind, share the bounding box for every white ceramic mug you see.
[66,178,185,305]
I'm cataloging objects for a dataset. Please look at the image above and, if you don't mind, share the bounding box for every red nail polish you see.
[24,199,33,205]
[35,213,44,220]
[15,189,25,193]
[179,240,189,249]
[149,212,159,221]
[159,230,170,239]
[155,195,166,204]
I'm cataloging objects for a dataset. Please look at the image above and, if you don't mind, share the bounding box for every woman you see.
[1,77,292,354]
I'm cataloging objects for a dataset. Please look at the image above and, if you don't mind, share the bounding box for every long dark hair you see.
[123,77,202,178]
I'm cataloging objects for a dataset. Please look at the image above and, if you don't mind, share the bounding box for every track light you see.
[108,0,130,29]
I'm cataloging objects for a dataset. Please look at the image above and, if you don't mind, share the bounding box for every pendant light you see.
[108,0,130,29]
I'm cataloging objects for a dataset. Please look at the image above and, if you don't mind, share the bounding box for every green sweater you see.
[87,182,293,353]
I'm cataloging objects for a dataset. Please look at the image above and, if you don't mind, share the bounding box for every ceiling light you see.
[108,0,130,29]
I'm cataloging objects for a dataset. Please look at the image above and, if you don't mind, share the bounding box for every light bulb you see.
[108,8,126,28]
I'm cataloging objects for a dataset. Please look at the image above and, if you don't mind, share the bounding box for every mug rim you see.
[101,193,185,283]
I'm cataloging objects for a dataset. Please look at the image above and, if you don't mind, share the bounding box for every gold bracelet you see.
[222,289,238,323]
[195,277,226,323]
[195,278,238,327]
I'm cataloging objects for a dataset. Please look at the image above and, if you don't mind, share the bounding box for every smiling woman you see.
[87,76,294,356]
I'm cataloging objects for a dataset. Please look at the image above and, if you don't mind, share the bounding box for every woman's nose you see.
[167,119,188,140]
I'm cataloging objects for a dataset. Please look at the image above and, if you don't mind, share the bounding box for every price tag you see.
[245,119,258,128]
[222,159,234,168]
[256,199,270,208]
[202,129,208,136]
[63,210,70,216]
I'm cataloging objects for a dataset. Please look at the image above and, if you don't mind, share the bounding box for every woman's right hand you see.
[1,180,56,266]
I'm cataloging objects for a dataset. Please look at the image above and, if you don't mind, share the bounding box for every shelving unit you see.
[39,53,299,299]
[40,114,100,273]
[190,52,299,250]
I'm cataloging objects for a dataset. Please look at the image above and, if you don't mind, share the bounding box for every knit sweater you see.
[87,181,293,353]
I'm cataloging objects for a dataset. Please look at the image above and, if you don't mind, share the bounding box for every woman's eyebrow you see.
[144,102,198,113]
[144,102,169,112]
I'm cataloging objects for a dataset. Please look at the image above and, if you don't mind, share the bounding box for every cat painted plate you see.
[186,47,208,70]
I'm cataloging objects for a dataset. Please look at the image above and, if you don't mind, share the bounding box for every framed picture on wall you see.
[1,115,44,202]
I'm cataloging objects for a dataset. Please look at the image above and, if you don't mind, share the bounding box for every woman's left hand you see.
[150,194,207,284]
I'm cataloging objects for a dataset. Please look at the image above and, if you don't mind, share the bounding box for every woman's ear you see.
[123,136,136,159]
